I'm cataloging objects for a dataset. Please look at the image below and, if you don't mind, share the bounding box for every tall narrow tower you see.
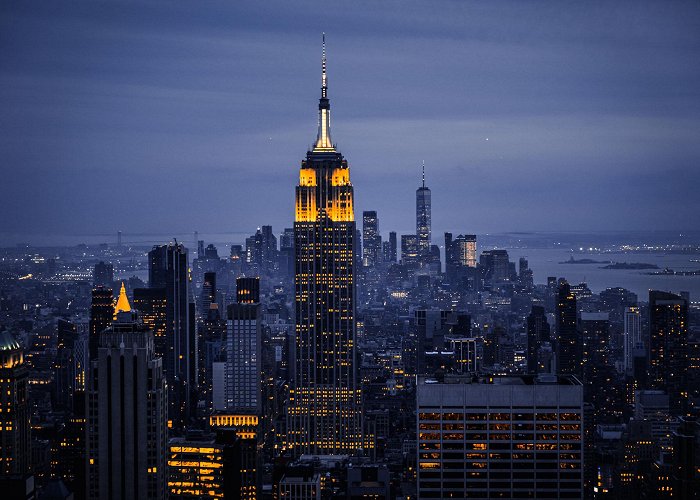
[0,331,30,476]
[416,162,431,257]
[287,35,362,456]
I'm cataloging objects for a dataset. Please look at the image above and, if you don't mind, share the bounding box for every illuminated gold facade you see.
[287,36,362,456]
[168,441,224,499]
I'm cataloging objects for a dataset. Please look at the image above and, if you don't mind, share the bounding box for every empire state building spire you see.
[314,33,334,152]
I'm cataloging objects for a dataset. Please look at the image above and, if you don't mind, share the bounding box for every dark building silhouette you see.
[479,249,512,287]
[362,210,381,267]
[382,231,397,264]
[416,162,431,258]
[149,242,194,429]
[236,277,260,304]
[133,287,168,364]
[201,271,217,315]
[401,234,420,268]
[0,331,30,476]
[92,261,114,288]
[556,281,580,376]
[89,286,113,360]
[649,290,689,414]
[86,306,167,499]
[527,305,550,373]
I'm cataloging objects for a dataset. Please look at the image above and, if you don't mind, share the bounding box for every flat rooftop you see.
[418,374,582,386]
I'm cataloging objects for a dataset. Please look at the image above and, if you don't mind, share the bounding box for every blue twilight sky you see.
[1,1,700,244]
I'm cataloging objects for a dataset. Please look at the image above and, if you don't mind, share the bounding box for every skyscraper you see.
[383,231,397,264]
[445,233,477,279]
[287,36,362,456]
[400,234,420,267]
[149,242,194,429]
[526,305,551,373]
[86,306,167,500]
[557,280,580,376]
[93,261,114,288]
[649,290,689,413]
[362,210,381,267]
[225,277,262,413]
[416,374,584,499]
[416,162,431,258]
[89,285,114,360]
[623,306,642,375]
[236,276,260,305]
[0,331,30,476]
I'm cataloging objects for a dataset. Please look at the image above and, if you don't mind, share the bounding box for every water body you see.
[4,232,699,301]
[505,248,700,301]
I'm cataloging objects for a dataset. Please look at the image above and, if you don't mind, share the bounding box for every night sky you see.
[2,1,700,244]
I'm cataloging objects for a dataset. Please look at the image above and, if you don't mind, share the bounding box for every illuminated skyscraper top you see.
[416,161,432,256]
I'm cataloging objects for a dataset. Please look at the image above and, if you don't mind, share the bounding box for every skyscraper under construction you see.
[286,36,362,456]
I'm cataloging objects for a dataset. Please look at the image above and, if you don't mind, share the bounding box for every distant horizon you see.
[2,227,700,249]
[2,2,700,238]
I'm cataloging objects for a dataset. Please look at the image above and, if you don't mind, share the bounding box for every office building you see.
[556,281,580,376]
[526,305,551,374]
[86,306,167,500]
[133,287,168,363]
[225,290,261,413]
[623,306,643,375]
[92,261,114,288]
[362,210,381,267]
[149,242,195,428]
[201,271,217,315]
[383,231,397,264]
[416,163,431,257]
[236,277,260,305]
[479,249,512,286]
[209,416,260,499]
[287,37,362,456]
[417,374,584,499]
[649,290,689,413]
[89,285,113,360]
[279,227,295,279]
[401,234,420,267]
[0,331,30,476]
[245,226,278,275]
[445,233,477,276]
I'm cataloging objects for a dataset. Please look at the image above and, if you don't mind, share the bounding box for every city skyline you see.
[2,1,700,243]
[1,10,700,497]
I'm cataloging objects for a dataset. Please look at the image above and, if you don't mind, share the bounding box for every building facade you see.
[416,375,584,499]
[287,37,362,456]
[416,163,431,258]
[0,331,30,476]
[148,242,194,429]
[86,308,167,500]
[649,290,689,414]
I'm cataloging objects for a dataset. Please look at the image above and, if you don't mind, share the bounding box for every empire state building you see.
[287,36,362,456]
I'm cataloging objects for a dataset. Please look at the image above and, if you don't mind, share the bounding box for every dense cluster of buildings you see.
[0,41,699,500]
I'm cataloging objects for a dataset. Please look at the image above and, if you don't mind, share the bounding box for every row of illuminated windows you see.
[419,461,582,470]
[420,442,581,451]
[419,412,581,421]
[419,423,580,431]
[420,452,582,460]
[419,432,581,441]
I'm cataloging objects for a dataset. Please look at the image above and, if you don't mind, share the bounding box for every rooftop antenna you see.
[321,32,327,98]
[422,160,426,188]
